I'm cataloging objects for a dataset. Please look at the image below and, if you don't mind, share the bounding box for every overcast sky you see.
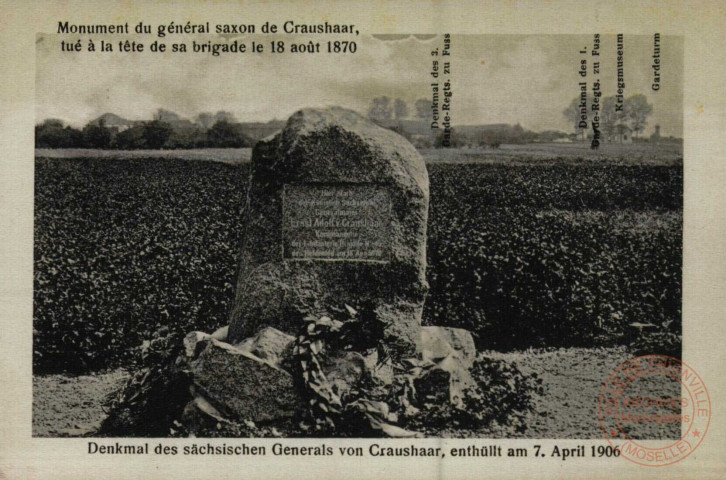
[37,33,683,136]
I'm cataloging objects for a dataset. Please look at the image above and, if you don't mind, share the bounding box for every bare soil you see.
[33,347,669,439]
[33,369,129,437]
[469,347,678,438]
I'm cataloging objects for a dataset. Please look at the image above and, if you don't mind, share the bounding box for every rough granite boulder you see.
[190,339,301,423]
[420,326,477,368]
[235,326,295,368]
[228,107,430,358]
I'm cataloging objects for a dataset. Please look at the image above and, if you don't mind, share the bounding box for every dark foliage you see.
[629,329,681,359]
[205,120,254,148]
[33,158,682,373]
[35,118,253,150]
[465,356,544,428]
[99,354,190,437]
[142,120,173,149]
[82,121,113,149]
[34,158,247,372]
[164,124,207,149]
[425,164,682,350]
[113,125,147,149]
[35,120,85,148]
[401,356,543,434]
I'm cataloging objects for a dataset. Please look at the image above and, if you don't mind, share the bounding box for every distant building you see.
[89,113,139,132]
[650,125,661,143]
[613,124,633,144]
[237,120,287,141]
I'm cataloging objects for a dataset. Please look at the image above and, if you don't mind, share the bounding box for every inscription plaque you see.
[282,184,392,261]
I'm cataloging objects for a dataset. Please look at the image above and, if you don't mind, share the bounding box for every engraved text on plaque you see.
[282,185,392,261]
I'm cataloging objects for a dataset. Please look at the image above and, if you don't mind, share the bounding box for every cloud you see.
[372,34,438,41]
[36,34,682,136]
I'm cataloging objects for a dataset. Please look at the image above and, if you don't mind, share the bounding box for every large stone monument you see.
[227,107,429,357]
[101,107,504,438]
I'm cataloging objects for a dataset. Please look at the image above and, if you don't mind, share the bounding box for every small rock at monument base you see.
[235,326,295,369]
[210,325,229,342]
[437,354,477,408]
[191,339,302,423]
[420,326,477,368]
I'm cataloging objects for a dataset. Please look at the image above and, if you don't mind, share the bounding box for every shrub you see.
[82,121,112,149]
[142,120,173,149]
[113,125,147,149]
[465,356,544,429]
[206,120,253,148]
[35,120,84,148]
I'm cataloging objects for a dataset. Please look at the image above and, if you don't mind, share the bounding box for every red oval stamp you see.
[598,355,710,467]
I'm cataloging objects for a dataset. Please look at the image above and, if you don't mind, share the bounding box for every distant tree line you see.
[367,96,433,122]
[367,96,574,148]
[365,93,671,149]
[563,93,654,142]
[35,109,254,149]
[432,124,548,149]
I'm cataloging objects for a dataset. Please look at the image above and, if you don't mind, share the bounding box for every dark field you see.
[33,152,682,373]
[427,163,681,351]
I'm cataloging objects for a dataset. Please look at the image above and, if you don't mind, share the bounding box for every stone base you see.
[178,323,479,435]
[189,338,301,424]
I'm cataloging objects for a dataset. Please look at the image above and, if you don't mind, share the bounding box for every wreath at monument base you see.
[99,306,542,438]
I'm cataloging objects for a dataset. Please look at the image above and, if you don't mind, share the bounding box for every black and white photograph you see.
[31,31,687,443]
[4,2,726,478]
